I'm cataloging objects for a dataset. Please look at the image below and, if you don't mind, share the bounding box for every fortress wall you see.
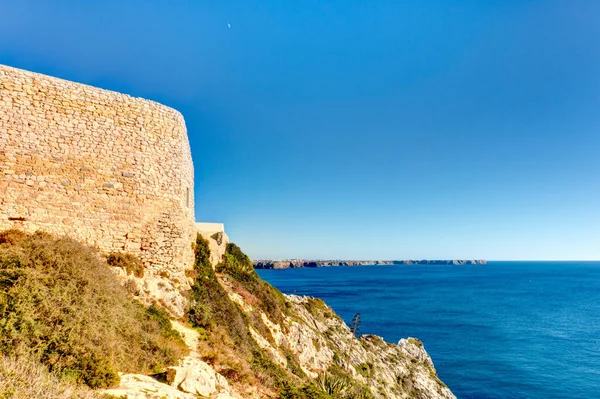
[0,65,196,308]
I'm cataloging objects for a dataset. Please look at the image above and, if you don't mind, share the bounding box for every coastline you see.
[254,259,487,269]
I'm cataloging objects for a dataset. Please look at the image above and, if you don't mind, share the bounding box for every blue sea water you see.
[257,262,600,399]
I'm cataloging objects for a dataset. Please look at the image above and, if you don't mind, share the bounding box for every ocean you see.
[257,262,600,399]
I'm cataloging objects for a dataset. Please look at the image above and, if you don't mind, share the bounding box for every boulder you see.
[102,374,196,399]
[167,357,230,397]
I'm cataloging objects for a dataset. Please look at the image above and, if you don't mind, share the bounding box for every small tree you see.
[346,312,362,372]
[350,312,362,338]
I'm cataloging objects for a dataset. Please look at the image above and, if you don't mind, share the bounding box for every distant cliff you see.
[253,259,487,269]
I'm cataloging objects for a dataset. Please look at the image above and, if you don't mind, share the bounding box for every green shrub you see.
[0,230,187,388]
[188,301,212,328]
[216,242,288,326]
[315,373,351,396]
[320,365,375,399]
[106,252,144,278]
[407,337,424,348]
[216,243,257,280]
[188,233,261,385]
[332,352,341,364]
[284,348,307,378]
[354,362,374,379]
[189,235,252,347]
[280,381,332,399]
[189,235,309,394]
[194,233,211,270]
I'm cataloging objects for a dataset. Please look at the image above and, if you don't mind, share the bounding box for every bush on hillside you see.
[189,235,299,389]
[106,252,144,278]
[216,242,256,280]
[0,229,28,246]
[0,230,187,388]
[216,242,288,326]
[188,235,256,363]
[318,365,375,399]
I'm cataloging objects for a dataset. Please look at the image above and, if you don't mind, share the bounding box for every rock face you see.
[102,374,197,399]
[254,259,487,269]
[217,280,456,399]
[102,283,455,399]
[0,64,196,316]
[165,322,233,397]
[103,321,238,399]
[283,295,455,399]
[167,359,230,397]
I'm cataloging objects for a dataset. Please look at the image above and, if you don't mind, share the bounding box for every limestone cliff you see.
[220,289,455,399]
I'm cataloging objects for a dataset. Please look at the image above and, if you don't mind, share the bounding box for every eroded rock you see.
[167,357,230,397]
[102,374,196,399]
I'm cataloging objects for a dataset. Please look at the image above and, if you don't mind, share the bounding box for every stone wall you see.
[0,64,197,314]
[196,223,229,267]
[196,222,224,233]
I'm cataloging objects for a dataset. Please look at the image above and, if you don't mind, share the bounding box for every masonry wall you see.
[0,65,196,300]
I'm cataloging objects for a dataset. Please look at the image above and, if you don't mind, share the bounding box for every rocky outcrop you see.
[103,321,239,399]
[196,223,229,268]
[165,322,234,397]
[102,283,454,399]
[166,354,230,396]
[102,374,197,399]
[218,282,455,399]
[254,259,487,269]
[101,234,455,399]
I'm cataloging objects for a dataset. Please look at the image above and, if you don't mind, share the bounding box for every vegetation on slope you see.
[0,354,99,399]
[0,229,447,399]
[188,234,375,399]
[0,229,187,389]
[188,234,282,387]
[217,242,289,326]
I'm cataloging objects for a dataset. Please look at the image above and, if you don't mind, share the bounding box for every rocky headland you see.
[0,229,456,399]
[0,65,457,399]
[254,259,487,269]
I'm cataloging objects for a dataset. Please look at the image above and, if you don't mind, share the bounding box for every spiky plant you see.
[315,373,351,396]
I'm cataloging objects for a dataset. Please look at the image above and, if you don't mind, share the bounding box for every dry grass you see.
[106,252,144,278]
[0,355,99,399]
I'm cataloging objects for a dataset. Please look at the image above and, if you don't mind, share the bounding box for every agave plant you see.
[315,373,351,396]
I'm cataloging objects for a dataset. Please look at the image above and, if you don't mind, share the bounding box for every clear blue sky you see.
[1,1,599,260]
